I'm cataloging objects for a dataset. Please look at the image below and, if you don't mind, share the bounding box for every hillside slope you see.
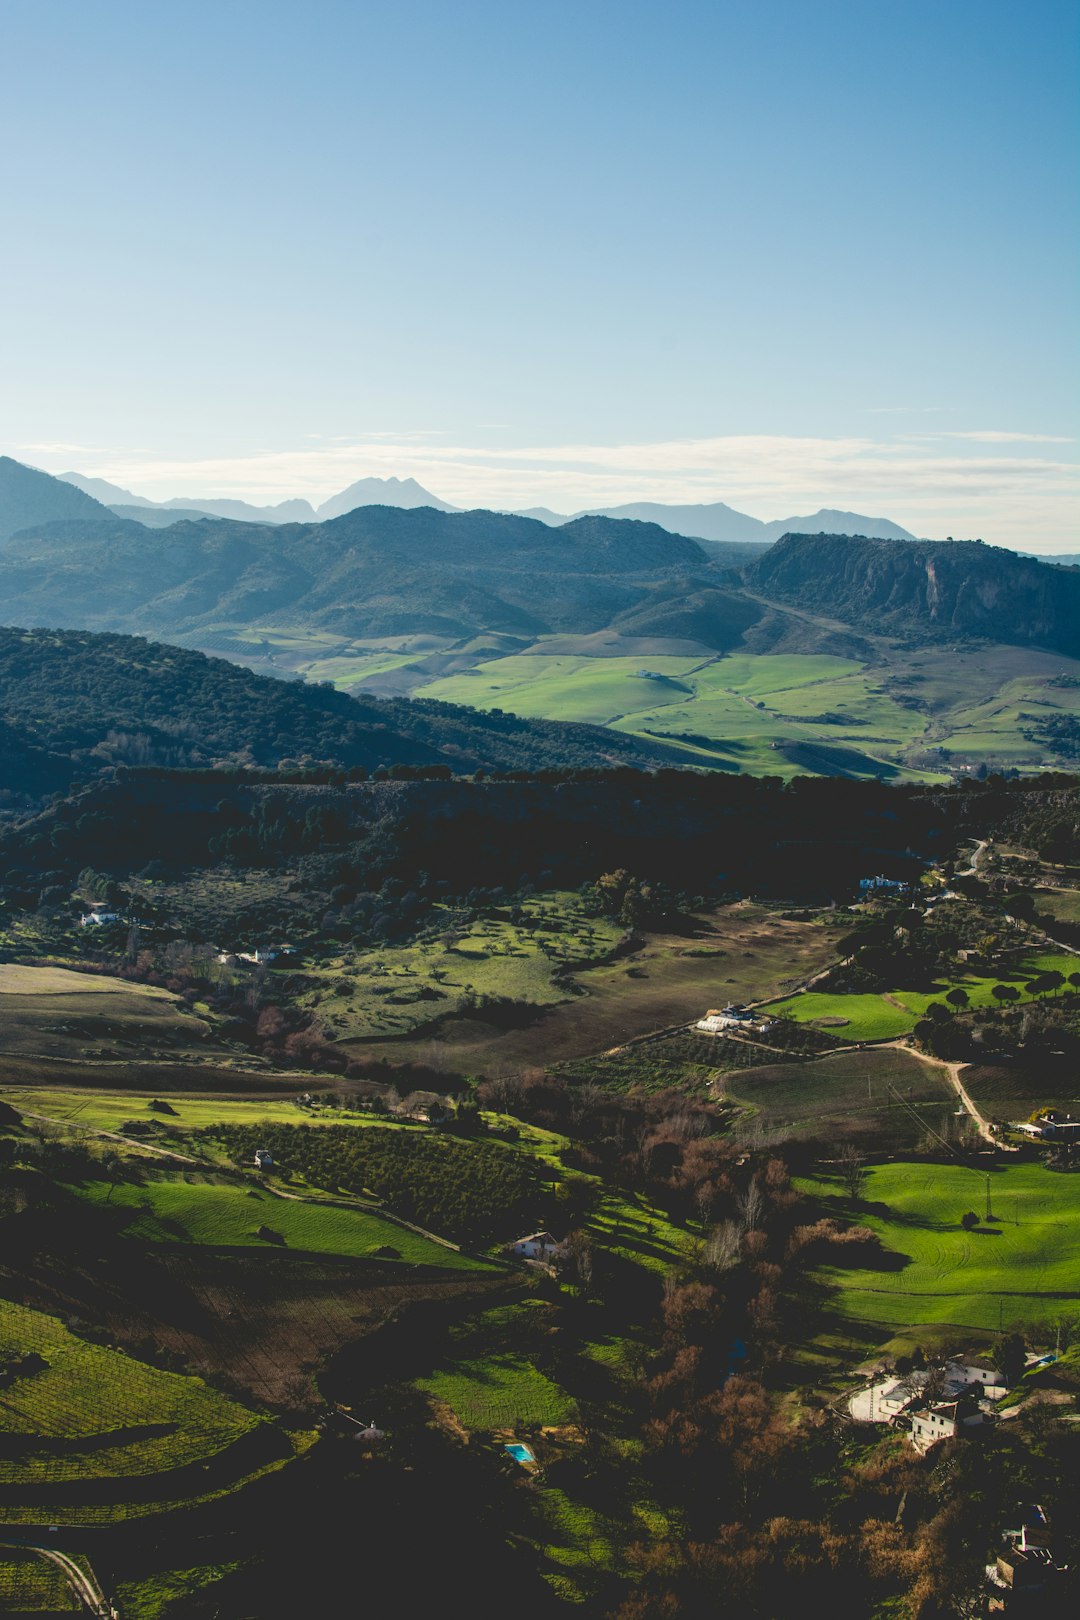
[744,533,1080,657]
[0,626,682,807]
[0,506,709,642]
[0,457,111,542]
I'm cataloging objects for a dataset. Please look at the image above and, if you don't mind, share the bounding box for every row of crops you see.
[0,1298,261,1496]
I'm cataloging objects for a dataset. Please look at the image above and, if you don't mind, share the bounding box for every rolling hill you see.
[0,503,710,642]
[0,625,683,807]
[0,456,112,542]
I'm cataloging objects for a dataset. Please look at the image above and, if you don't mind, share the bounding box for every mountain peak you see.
[316,476,455,522]
[0,457,113,542]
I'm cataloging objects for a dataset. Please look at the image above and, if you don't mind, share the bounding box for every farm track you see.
[878,1042,1004,1150]
[0,1539,112,1615]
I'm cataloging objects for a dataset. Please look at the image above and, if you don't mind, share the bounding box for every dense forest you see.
[4,766,1077,916]
[0,626,682,808]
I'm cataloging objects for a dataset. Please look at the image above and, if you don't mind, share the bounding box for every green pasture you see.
[416,1354,574,1430]
[73,1173,483,1269]
[1037,888,1080,924]
[2,1085,410,1138]
[374,902,848,1075]
[414,652,706,725]
[306,891,624,1039]
[0,1297,259,1489]
[764,949,1080,1040]
[796,1160,1080,1331]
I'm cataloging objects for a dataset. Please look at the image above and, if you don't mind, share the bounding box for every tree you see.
[838,1144,869,1202]
[992,1330,1027,1388]
[945,987,970,1011]
[960,1210,979,1230]
[991,983,1020,1004]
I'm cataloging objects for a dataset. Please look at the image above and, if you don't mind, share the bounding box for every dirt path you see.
[881,1040,1001,1148]
[957,838,989,878]
[0,1540,113,1616]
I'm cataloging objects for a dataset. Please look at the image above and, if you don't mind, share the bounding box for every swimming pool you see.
[505,1442,535,1465]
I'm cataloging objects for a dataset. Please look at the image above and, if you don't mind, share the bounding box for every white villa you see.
[80,903,120,927]
[695,1004,773,1036]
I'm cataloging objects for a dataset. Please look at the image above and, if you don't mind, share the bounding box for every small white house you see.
[909,1400,986,1452]
[508,1232,565,1261]
[80,905,120,927]
[947,1359,1008,1397]
[254,1149,274,1171]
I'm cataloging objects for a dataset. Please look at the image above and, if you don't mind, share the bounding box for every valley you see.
[185,625,1080,780]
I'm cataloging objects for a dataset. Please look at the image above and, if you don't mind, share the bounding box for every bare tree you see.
[838,1144,869,1202]
[737,1175,765,1233]
[706,1219,742,1272]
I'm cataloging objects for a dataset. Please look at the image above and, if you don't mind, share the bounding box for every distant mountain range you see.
[54,464,919,546]
[59,470,454,525]
[511,500,918,547]
[0,454,1077,662]
[0,456,111,541]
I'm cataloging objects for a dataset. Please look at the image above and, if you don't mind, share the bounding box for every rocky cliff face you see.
[744,534,1080,656]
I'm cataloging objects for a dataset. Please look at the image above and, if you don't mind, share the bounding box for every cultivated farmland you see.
[796,1161,1080,1332]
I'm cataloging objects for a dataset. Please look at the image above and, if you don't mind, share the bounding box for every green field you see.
[764,950,1080,1041]
[725,1045,960,1148]
[0,1297,260,1495]
[73,1173,485,1269]
[797,1161,1080,1331]
[416,1353,574,1430]
[0,963,228,1063]
[2,1085,403,1137]
[183,626,1080,781]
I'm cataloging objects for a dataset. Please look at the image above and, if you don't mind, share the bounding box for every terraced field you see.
[797,1161,1080,1331]
[0,1298,279,1522]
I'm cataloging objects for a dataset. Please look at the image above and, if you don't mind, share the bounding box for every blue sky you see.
[1,0,1076,545]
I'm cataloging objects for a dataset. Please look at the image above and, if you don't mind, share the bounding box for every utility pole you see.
[985,1174,993,1223]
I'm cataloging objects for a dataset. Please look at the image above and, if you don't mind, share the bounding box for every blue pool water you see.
[505,1442,535,1464]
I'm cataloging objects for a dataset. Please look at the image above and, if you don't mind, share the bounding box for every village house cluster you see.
[848,1355,1015,1450]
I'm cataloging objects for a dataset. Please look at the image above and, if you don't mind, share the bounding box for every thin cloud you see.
[935,430,1074,444]
[34,429,1078,550]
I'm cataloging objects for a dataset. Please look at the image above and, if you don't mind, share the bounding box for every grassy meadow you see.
[301,891,626,1040]
[374,902,848,1074]
[0,963,226,1063]
[797,1161,1080,1332]
[74,1173,485,1269]
[763,949,1080,1041]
